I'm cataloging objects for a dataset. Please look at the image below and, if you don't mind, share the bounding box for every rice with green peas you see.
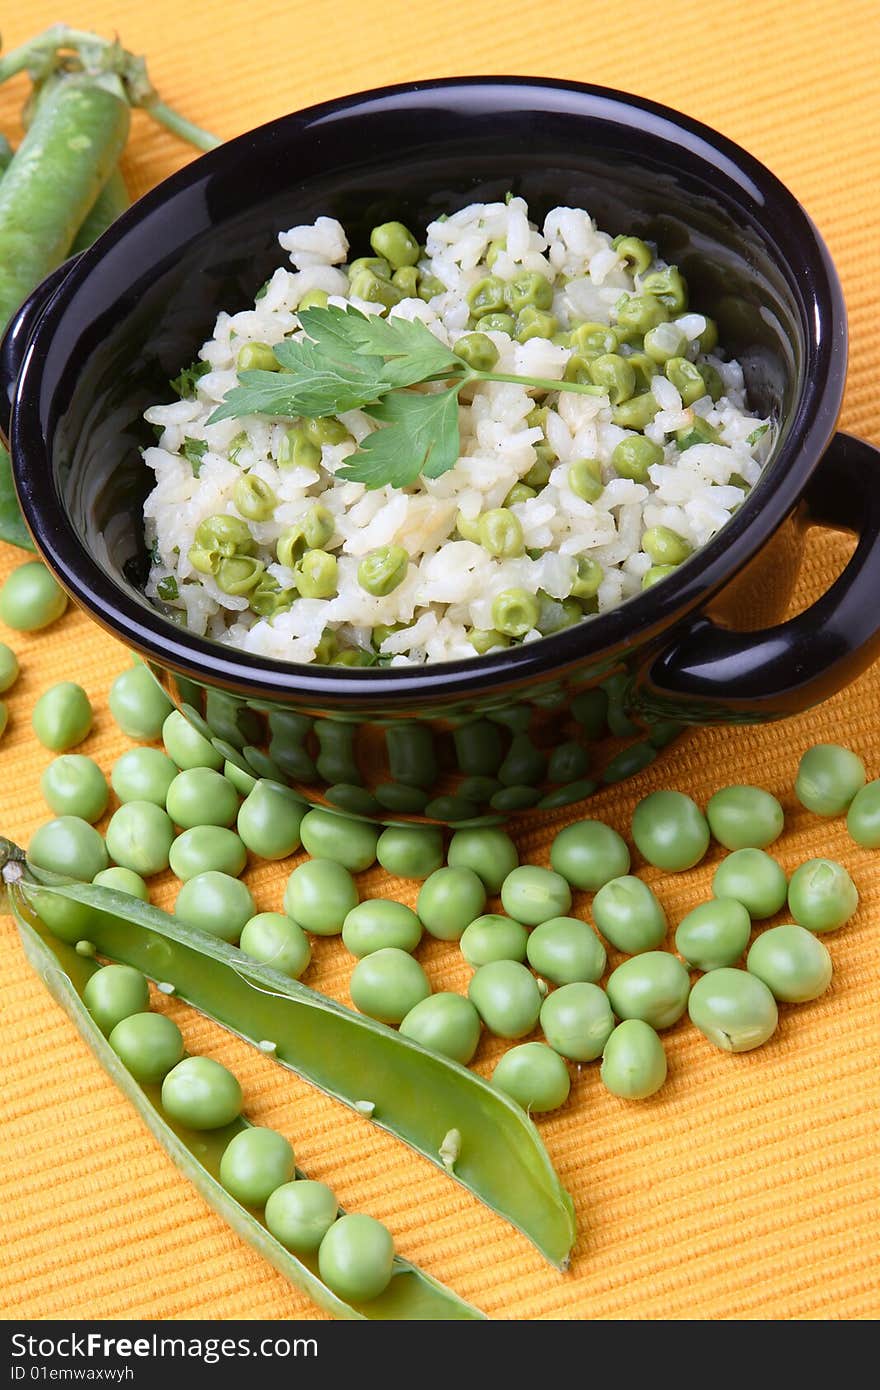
[142,198,771,666]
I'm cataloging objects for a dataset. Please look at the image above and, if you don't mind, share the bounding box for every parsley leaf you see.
[156,575,179,600]
[181,437,208,475]
[337,387,462,489]
[747,423,770,445]
[170,359,210,399]
[299,304,463,385]
[207,338,395,424]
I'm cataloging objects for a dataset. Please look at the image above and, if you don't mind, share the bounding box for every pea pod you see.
[5,876,482,1320]
[5,854,576,1268]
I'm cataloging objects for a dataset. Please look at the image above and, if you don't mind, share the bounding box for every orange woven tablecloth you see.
[1,0,878,1322]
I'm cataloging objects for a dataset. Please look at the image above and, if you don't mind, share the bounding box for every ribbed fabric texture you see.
[1,0,878,1320]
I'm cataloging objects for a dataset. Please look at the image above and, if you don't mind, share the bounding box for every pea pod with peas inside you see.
[3,848,576,1269]
[5,873,483,1320]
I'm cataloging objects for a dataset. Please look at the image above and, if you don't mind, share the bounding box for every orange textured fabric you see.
[1,0,879,1322]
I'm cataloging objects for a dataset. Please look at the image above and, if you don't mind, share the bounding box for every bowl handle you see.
[641,431,880,722]
[1,256,82,443]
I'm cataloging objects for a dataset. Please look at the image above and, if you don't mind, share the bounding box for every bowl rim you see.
[10,73,847,701]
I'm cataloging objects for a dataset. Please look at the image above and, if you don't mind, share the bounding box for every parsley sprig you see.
[207,305,604,489]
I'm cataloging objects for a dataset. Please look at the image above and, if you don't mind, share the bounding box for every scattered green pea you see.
[492,1041,570,1113]
[674,898,752,971]
[83,964,150,1035]
[631,790,710,871]
[299,808,379,872]
[712,849,788,920]
[491,589,540,638]
[108,1012,185,1084]
[237,780,306,860]
[349,947,431,1025]
[318,1213,395,1304]
[706,785,784,850]
[688,968,778,1052]
[454,332,500,372]
[220,1127,295,1207]
[446,827,518,894]
[467,960,542,1039]
[32,682,93,751]
[795,744,866,816]
[499,865,571,928]
[600,1020,667,1099]
[108,665,174,739]
[169,825,247,882]
[342,899,423,957]
[106,801,176,877]
[591,875,667,954]
[166,767,239,829]
[239,912,311,979]
[40,755,108,823]
[265,1181,338,1254]
[539,982,615,1061]
[399,992,482,1065]
[161,1056,243,1129]
[550,819,630,891]
[606,952,691,1030]
[459,914,529,967]
[0,642,19,692]
[370,221,419,269]
[357,546,409,597]
[787,858,858,933]
[111,747,179,806]
[174,871,255,943]
[236,341,279,372]
[162,709,224,771]
[376,825,444,880]
[0,561,67,631]
[746,924,833,1003]
[526,917,606,986]
[417,866,486,942]
[29,815,109,881]
[846,780,880,848]
[284,858,358,936]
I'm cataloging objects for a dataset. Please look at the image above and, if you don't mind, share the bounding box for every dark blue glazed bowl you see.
[4,77,880,826]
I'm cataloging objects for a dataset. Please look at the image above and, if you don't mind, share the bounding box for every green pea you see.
[292,549,337,600]
[549,819,630,891]
[454,332,500,372]
[631,790,710,871]
[514,307,558,343]
[32,682,93,751]
[846,780,880,848]
[165,767,239,829]
[614,293,669,335]
[794,744,866,816]
[239,912,311,979]
[232,474,277,522]
[468,960,542,1039]
[391,266,420,296]
[93,867,150,900]
[0,561,67,631]
[492,1041,570,1113]
[697,360,724,401]
[591,875,667,954]
[40,755,108,823]
[375,825,443,880]
[505,271,554,313]
[478,312,515,334]
[399,992,482,1064]
[108,1012,185,1084]
[237,780,306,860]
[105,801,175,877]
[83,964,150,1034]
[491,588,540,638]
[570,322,619,358]
[0,642,20,692]
[342,899,422,957]
[357,546,409,597]
[706,785,785,851]
[219,1127,296,1207]
[236,341,280,372]
[215,555,265,596]
[664,357,709,405]
[161,1056,243,1129]
[643,321,687,364]
[499,865,571,928]
[468,628,510,654]
[600,1020,667,1099]
[162,710,223,771]
[284,858,358,936]
[108,664,174,739]
[169,825,247,882]
[712,849,788,920]
[568,458,604,502]
[614,235,653,273]
[611,434,663,482]
[174,871,255,943]
[192,514,255,566]
[688,968,778,1052]
[589,353,636,404]
[459,914,528,967]
[447,827,518,894]
[642,266,687,312]
[606,952,690,1030]
[369,221,419,269]
[297,288,330,311]
[570,556,603,601]
[526,917,607,986]
[642,526,692,567]
[348,267,403,309]
[29,816,108,881]
[642,564,678,590]
[478,508,525,559]
[298,808,378,873]
[111,747,179,806]
[417,866,486,942]
[418,273,446,302]
[746,924,832,1003]
[265,1181,338,1254]
[539,981,614,1061]
[674,899,752,971]
[611,393,660,430]
[466,275,506,318]
[523,456,552,489]
[277,428,321,473]
[787,858,858,933]
[349,947,431,1025]
[318,1213,395,1304]
[304,417,350,449]
[0,702,7,741]
[348,256,392,280]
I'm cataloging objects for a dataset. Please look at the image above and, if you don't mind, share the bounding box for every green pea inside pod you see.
[161,1056,243,1129]
[83,964,150,1035]
[318,1213,395,1304]
[219,1127,296,1207]
[109,1012,185,1084]
[265,1181,339,1254]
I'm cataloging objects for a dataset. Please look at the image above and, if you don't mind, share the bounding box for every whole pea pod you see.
[2,845,577,1269]
[4,853,484,1320]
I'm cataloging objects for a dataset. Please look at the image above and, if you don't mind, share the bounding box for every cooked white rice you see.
[142,199,771,666]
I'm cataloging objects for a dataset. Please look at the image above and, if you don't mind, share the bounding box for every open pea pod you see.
[8,884,485,1320]
[8,867,577,1268]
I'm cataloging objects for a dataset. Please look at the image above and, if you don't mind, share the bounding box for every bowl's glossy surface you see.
[7,77,880,825]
